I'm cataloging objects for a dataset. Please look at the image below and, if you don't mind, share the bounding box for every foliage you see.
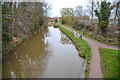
[85,24,94,32]
[55,18,58,23]
[72,21,85,30]
[2,2,13,55]
[60,8,74,25]
[60,7,90,31]
[60,17,66,24]
[2,2,51,57]
[94,2,111,36]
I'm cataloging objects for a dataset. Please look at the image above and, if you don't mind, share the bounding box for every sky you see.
[45,0,88,17]
[45,0,117,19]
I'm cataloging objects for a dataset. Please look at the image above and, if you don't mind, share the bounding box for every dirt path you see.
[59,23,119,78]
[82,36,119,78]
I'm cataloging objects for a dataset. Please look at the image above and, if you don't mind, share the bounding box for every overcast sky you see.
[45,0,117,19]
[45,0,88,17]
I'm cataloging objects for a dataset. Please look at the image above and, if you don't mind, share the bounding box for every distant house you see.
[50,17,56,22]
[48,17,51,21]
[48,17,61,22]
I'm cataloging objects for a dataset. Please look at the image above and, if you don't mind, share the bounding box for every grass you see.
[57,23,119,78]
[60,23,100,42]
[60,23,82,34]
[85,61,89,78]
[55,23,91,78]
[60,23,118,47]
[100,48,119,79]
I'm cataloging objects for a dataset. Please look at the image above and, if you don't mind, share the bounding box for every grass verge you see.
[60,23,117,47]
[100,48,120,79]
[55,23,91,78]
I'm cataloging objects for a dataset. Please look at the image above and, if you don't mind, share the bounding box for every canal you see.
[2,26,85,78]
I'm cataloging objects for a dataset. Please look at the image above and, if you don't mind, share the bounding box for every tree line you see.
[2,1,51,56]
[60,1,120,37]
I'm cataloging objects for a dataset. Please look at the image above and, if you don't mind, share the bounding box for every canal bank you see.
[55,23,91,78]
[57,23,119,78]
[2,26,47,61]
[3,26,85,78]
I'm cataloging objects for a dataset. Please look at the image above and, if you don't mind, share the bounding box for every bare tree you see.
[74,5,83,17]
[74,5,83,23]
[113,1,120,26]
[42,1,52,27]
[87,0,94,24]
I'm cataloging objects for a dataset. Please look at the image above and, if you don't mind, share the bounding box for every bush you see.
[61,19,66,24]
[85,24,94,32]
[73,22,85,30]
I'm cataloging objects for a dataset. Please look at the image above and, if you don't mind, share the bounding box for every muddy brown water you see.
[2,26,85,78]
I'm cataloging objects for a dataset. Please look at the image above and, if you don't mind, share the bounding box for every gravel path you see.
[59,23,119,78]
[82,36,119,78]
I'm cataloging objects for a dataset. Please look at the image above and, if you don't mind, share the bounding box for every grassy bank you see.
[100,48,119,79]
[60,23,118,47]
[55,23,91,78]
[60,23,82,34]
[60,23,100,43]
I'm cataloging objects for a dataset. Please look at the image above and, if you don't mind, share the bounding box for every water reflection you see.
[3,28,51,78]
[3,26,85,78]
[60,34,72,45]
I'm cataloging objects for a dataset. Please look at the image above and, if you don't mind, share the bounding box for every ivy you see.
[94,2,111,36]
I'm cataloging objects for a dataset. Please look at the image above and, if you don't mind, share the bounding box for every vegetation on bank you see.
[59,23,119,78]
[60,2,119,47]
[60,23,118,47]
[2,2,51,58]
[100,48,119,79]
[55,23,91,78]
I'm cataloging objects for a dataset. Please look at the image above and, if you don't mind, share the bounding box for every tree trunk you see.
[91,0,94,24]
[113,2,119,27]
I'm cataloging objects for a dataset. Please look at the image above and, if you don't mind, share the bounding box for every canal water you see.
[2,26,85,78]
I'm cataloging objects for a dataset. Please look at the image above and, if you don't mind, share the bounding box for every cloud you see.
[46,0,88,17]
